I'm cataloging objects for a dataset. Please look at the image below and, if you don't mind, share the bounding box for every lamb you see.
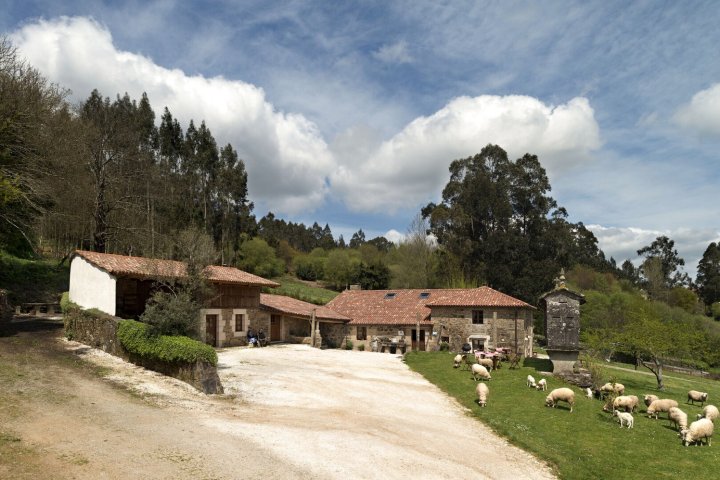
[647,399,679,419]
[668,407,688,431]
[471,364,491,381]
[526,374,537,388]
[613,410,634,428]
[536,378,547,391]
[476,382,489,407]
[545,387,575,412]
[644,394,659,408]
[613,395,639,413]
[680,418,714,446]
[599,382,625,398]
[687,390,709,406]
[477,358,494,371]
[453,354,463,368]
[585,387,593,399]
[697,405,719,422]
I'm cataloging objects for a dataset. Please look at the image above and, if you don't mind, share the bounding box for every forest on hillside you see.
[2,35,719,322]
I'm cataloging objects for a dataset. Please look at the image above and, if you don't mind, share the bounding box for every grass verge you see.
[405,351,720,480]
[267,275,339,305]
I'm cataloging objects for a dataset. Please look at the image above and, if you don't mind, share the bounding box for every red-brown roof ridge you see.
[260,294,349,321]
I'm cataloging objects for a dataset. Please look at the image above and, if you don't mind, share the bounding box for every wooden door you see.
[411,329,426,351]
[205,314,218,347]
[270,315,281,341]
[419,329,426,351]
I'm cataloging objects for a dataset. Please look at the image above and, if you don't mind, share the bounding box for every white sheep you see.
[644,394,659,408]
[668,407,688,431]
[471,364,491,381]
[613,395,639,413]
[526,374,537,388]
[681,418,714,446]
[545,387,575,412]
[585,387,593,399]
[476,382,489,407]
[536,378,547,391]
[478,358,494,371]
[453,354,463,368]
[613,410,634,428]
[697,405,720,422]
[647,399,679,419]
[599,382,625,398]
[687,390,709,406]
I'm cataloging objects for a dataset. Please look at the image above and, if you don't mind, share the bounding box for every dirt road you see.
[0,317,555,479]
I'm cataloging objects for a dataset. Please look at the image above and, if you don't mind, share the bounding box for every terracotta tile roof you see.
[260,294,350,322]
[326,287,534,326]
[72,250,279,287]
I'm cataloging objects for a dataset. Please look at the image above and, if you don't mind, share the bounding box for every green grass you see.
[0,251,69,304]
[267,274,339,305]
[405,351,720,480]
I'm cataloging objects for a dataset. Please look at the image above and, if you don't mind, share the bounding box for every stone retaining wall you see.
[0,289,11,323]
[63,308,223,394]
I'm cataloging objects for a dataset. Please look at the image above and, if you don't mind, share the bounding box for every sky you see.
[2,1,719,276]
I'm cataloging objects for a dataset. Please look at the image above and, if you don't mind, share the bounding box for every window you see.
[419,292,430,299]
[472,310,484,324]
[357,326,367,340]
[384,292,396,299]
[234,313,245,332]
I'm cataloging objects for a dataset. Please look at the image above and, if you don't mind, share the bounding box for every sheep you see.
[647,399,679,419]
[476,382,489,407]
[536,378,547,391]
[687,390,709,406]
[599,382,625,398]
[644,394,659,408]
[545,387,575,412]
[453,354,463,368]
[585,387,593,399]
[613,410,634,428]
[471,363,492,381]
[668,407,688,431]
[477,358,494,371]
[613,395,639,413]
[680,418,714,446]
[526,374,537,388]
[697,405,720,422]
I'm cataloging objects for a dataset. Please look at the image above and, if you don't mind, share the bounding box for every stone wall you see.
[543,291,581,350]
[64,308,223,394]
[319,322,348,348]
[0,289,11,324]
[432,307,533,354]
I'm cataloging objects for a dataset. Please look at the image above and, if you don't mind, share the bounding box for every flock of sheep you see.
[452,353,716,447]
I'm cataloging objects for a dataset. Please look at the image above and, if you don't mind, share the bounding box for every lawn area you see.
[405,351,720,480]
[267,275,339,305]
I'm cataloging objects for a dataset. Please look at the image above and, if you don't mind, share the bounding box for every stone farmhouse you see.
[69,250,348,348]
[326,287,536,355]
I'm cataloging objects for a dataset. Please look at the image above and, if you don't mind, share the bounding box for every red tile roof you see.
[326,287,534,326]
[260,294,349,322]
[72,250,279,287]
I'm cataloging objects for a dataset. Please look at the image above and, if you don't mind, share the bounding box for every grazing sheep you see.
[526,374,537,388]
[478,358,494,371]
[600,382,625,398]
[613,410,634,428]
[476,382,489,407]
[453,354,463,368]
[613,395,639,413]
[681,418,714,446]
[697,405,720,422]
[472,364,492,381]
[545,388,575,412]
[647,399,679,419]
[536,378,547,391]
[644,394,659,408]
[585,387,593,399]
[668,407,688,431]
[687,390,709,406]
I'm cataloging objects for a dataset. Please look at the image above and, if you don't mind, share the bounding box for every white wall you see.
[69,256,117,316]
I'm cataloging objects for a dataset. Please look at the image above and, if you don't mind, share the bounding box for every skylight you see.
[419,292,430,299]
[384,292,396,299]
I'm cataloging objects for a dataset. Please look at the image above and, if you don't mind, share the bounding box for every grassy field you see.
[267,275,339,305]
[405,352,720,480]
[0,252,69,304]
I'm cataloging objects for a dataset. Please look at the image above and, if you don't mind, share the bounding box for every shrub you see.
[60,291,72,313]
[117,319,217,366]
[438,342,450,352]
[357,344,365,351]
[344,339,354,350]
[140,290,200,338]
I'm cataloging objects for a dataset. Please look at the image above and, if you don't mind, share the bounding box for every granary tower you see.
[540,270,585,373]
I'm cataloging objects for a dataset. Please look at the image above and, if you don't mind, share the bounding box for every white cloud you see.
[674,83,720,137]
[332,94,601,212]
[373,40,412,64]
[383,229,405,244]
[10,16,334,215]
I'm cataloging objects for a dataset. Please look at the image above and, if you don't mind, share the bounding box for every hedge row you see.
[117,319,218,366]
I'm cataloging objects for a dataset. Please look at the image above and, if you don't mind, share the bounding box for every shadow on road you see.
[0,316,64,338]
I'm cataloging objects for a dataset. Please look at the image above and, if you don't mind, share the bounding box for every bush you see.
[60,291,72,313]
[357,344,365,351]
[140,290,200,338]
[344,339,354,350]
[438,342,450,352]
[117,319,217,366]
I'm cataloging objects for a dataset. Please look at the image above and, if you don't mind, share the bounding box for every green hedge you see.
[117,320,218,366]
